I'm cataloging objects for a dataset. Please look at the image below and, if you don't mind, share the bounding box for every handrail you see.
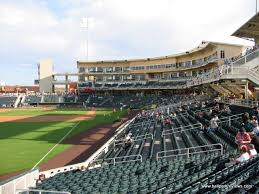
[114,133,153,146]
[220,98,259,108]
[219,113,243,121]
[129,120,155,127]
[193,107,212,113]
[186,49,259,88]
[162,123,202,135]
[232,48,259,65]
[16,189,71,194]
[133,133,154,141]
[114,154,142,164]
[162,125,202,136]
[156,143,223,160]
[91,154,142,165]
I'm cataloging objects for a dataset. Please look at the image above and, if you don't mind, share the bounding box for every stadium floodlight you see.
[257,0,258,13]
[80,17,89,61]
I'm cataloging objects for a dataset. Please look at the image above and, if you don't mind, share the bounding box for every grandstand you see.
[20,101,259,194]
[0,95,17,108]
[1,9,259,194]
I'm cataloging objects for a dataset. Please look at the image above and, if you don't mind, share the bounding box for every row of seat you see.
[36,152,231,194]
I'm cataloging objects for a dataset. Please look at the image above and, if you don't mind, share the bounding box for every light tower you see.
[81,17,89,61]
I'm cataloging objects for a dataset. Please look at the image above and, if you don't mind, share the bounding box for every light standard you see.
[256,0,258,13]
[81,17,89,61]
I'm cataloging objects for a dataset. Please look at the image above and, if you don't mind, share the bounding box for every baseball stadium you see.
[0,2,259,194]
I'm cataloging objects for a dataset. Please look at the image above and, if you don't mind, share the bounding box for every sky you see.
[0,0,257,85]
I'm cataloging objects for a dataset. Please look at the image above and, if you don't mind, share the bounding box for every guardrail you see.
[156,143,223,160]
[220,98,259,108]
[194,107,212,113]
[162,125,202,136]
[114,133,154,146]
[218,113,243,126]
[233,48,259,66]
[162,123,202,136]
[129,120,155,128]
[186,49,259,88]
[16,189,70,194]
[91,154,142,166]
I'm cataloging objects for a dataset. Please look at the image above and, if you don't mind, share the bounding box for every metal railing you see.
[186,49,259,88]
[91,154,142,166]
[162,123,202,136]
[220,98,259,108]
[16,189,71,194]
[156,143,223,160]
[233,48,259,66]
[162,125,202,136]
[129,120,155,128]
[114,133,153,146]
[219,113,243,126]
[114,155,142,164]
[193,107,213,113]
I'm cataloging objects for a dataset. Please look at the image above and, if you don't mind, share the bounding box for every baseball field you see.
[0,107,128,176]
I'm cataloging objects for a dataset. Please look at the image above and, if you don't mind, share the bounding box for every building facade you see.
[77,41,243,84]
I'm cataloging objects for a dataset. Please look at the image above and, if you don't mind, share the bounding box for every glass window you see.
[220,50,225,59]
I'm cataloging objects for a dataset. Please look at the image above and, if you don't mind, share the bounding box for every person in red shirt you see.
[235,127,252,147]
[165,117,171,129]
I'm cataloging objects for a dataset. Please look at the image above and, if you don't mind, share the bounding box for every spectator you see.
[253,106,259,121]
[252,122,259,136]
[202,124,209,133]
[165,117,171,129]
[251,116,258,128]
[80,165,87,172]
[242,112,250,124]
[235,145,250,163]
[235,127,252,147]
[242,112,254,132]
[124,133,133,150]
[248,144,257,158]
[208,114,219,132]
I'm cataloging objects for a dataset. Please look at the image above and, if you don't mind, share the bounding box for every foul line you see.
[31,121,81,170]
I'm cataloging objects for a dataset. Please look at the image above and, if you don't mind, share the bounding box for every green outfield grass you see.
[0,108,128,175]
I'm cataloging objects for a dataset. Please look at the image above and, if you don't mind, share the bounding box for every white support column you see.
[245,80,249,99]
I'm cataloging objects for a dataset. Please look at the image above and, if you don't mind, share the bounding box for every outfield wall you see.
[0,169,39,194]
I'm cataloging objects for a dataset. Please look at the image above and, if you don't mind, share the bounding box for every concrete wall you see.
[39,59,53,93]
[255,37,259,45]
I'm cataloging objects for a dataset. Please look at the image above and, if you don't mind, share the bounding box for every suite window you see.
[115,67,122,72]
[220,50,225,59]
[106,67,113,72]
[79,67,85,73]
[97,67,103,72]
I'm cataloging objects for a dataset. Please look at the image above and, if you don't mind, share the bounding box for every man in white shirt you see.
[124,133,133,150]
[235,145,250,163]
[248,144,257,157]
[209,114,219,132]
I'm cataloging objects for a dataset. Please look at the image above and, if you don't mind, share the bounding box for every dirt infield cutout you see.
[0,110,96,122]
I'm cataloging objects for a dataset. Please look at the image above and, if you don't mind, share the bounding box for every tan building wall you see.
[39,59,53,93]
[77,41,244,82]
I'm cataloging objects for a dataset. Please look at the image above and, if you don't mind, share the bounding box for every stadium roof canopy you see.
[232,12,259,40]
